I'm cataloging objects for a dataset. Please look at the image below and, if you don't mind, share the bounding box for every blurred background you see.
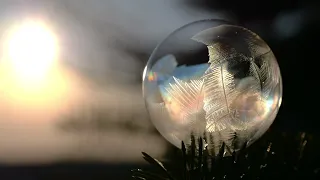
[0,0,318,179]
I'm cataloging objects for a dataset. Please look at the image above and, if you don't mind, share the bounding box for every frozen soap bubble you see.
[142,20,282,155]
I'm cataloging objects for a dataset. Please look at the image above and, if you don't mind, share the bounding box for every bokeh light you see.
[0,18,76,109]
[3,19,58,83]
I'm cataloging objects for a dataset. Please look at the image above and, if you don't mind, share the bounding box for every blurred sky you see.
[0,0,318,179]
[0,0,229,165]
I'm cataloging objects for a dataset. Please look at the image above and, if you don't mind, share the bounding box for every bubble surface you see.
[143,20,282,155]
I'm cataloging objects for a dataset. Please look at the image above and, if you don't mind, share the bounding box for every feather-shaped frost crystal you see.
[143,20,282,155]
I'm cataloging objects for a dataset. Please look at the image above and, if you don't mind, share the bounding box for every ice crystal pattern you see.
[144,23,282,155]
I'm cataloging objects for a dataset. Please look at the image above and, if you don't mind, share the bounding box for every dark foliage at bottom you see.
[132,130,320,180]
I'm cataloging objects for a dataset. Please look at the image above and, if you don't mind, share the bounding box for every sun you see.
[4,20,58,81]
[0,19,78,106]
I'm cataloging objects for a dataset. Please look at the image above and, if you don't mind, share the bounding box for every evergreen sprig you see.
[132,131,320,180]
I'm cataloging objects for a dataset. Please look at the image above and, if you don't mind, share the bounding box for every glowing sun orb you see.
[5,20,58,81]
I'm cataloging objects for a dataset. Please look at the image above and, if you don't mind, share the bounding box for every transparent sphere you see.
[143,20,282,155]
